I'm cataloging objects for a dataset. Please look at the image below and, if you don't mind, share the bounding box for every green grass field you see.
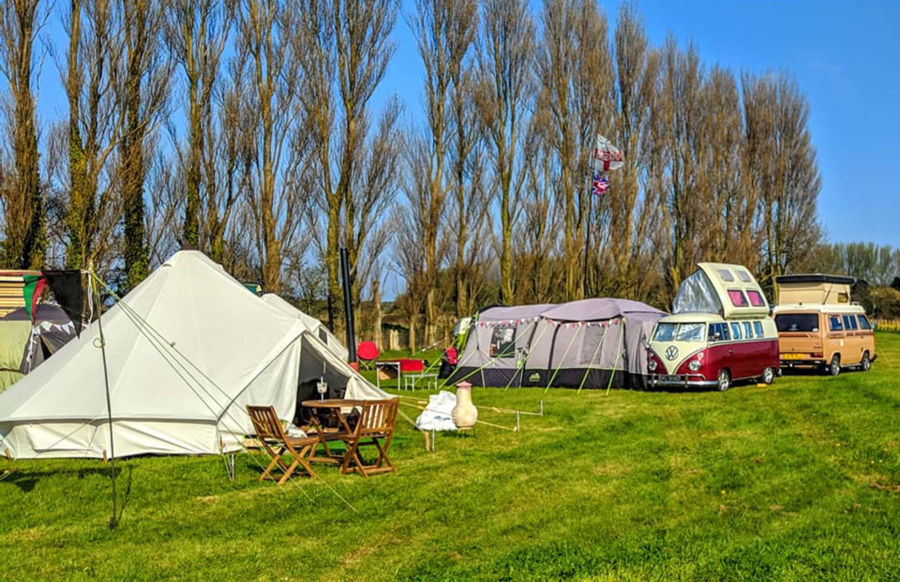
[1,335,899,581]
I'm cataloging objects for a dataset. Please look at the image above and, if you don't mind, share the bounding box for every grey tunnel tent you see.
[448,299,666,389]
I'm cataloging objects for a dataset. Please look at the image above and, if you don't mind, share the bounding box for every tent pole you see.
[91,270,118,529]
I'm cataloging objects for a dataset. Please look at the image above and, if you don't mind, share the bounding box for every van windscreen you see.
[653,323,705,342]
[775,313,819,332]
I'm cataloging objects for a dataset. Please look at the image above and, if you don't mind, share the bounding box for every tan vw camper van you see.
[773,274,876,375]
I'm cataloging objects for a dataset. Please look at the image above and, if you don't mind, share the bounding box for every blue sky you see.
[32,1,899,248]
[378,0,900,246]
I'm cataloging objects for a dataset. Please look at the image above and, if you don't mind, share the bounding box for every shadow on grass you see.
[0,464,133,506]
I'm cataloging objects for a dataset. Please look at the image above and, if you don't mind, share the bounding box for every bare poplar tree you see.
[236,0,310,294]
[0,0,46,268]
[118,0,170,289]
[144,142,180,265]
[297,0,397,330]
[537,0,613,300]
[607,1,659,299]
[515,119,562,302]
[445,0,482,317]
[475,0,535,304]
[347,97,403,332]
[659,37,705,297]
[743,72,822,286]
[164,0,231,249]
[699,66,756,267]
[408,0,469,343]
[61,0,124,269]
[206,61,252,263]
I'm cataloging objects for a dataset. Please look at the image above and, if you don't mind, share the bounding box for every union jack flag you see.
[591,171,609,196]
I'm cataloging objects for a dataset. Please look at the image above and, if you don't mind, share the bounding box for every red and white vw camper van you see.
[647,263,779,391]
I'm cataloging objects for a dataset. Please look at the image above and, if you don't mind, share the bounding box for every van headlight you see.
[648,359,658,372]
[688,359,701,372]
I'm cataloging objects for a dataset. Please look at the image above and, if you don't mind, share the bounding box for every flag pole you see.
[90,268,118,529]
[584,171,593,297]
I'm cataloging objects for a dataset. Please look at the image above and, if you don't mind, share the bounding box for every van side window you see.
[843,315,858,331]
[746,290,767,307]
[829,315,843,331]
[717,269,735,282]
[730,322,742,340]
[753,321,764,337]
[728,290,749,307]
[858,315,872,330]
[742,321,753,338]
[708,323,730,342]
[737,270,753,283]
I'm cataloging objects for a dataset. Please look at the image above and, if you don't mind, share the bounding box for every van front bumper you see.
[648,374,718,389]
[780,359,825,368]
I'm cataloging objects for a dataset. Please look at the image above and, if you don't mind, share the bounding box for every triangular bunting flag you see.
[22,274,46,322]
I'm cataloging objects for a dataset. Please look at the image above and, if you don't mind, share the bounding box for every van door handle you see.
[728,348,734,355]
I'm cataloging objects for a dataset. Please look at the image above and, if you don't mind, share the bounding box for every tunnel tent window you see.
[490,326,516,358]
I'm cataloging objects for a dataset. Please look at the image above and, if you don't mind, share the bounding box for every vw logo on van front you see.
[665,345,679,361]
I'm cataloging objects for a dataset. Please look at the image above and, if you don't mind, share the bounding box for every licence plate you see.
[662,375,680,383]
[782,353,807,360]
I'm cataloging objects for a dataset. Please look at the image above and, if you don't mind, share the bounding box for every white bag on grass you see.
[415,390,458,431]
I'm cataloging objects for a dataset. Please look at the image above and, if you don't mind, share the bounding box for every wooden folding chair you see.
[246,405,320,484]
[341,399,399,477]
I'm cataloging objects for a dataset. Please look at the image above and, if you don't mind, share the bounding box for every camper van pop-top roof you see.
[774,274,856,306]
[672,262,769,319]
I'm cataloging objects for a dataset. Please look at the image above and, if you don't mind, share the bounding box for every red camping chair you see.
[357,341,379,370]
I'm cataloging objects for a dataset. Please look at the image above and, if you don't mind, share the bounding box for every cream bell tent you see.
[261,293,348,361]
[0,251,387,459]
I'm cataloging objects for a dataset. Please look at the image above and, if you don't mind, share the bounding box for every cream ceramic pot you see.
[452,382,478,429]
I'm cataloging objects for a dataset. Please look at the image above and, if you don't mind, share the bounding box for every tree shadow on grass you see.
[1,464,135,527]
[0,464,133,513]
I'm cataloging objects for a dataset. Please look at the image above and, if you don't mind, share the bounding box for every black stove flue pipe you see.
[339,247,357,363]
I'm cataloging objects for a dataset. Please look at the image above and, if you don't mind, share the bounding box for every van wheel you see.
[717,369,731,392]
[860,352,871,372]
[828,354,841,376]
[761,367,775,385]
